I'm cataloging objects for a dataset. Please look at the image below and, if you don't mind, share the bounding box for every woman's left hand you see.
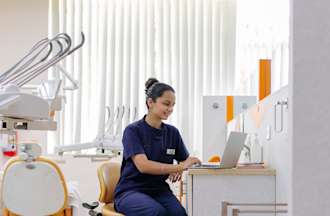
[168,171,182,183]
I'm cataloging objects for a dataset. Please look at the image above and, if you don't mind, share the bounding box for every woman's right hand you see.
[182,157,201,170]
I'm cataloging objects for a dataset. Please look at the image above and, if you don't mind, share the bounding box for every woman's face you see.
[147,90,175,120]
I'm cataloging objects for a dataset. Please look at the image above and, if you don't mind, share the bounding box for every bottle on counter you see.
[251,133,262,163]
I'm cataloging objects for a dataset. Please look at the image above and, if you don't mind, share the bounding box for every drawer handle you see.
[221,201,288,216]
[232,209,288,216]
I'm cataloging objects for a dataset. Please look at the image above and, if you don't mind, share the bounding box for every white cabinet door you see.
[190,175,275,216]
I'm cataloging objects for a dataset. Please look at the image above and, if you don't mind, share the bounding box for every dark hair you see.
[145,78,175,109]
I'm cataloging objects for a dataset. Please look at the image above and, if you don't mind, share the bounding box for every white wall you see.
[0,0,49,156]
[290,0,330,215]
[0,0,49,84]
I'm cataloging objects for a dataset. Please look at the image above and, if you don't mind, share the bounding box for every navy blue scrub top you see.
[114,115,189,198]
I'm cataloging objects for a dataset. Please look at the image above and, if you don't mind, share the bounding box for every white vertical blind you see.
[105,0,115,130]
[58,0,67,148]
[73,0,83,144]
[65,0,74,147]
[48,0,60,153]
[96,0,107,136]
[52,0,239,157]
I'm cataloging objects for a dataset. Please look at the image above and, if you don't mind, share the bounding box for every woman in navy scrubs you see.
[114,78,201,216]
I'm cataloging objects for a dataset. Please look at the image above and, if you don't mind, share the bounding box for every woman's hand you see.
[168,171,182,183]
[182,156,201,170]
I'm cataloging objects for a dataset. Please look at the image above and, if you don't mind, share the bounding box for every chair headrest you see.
[2,143,69,215]
[2,157,68,215]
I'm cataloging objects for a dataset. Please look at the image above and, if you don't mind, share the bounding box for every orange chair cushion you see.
[98,162,121,204]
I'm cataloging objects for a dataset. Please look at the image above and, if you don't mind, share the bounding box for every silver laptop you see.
[191,131,247,169]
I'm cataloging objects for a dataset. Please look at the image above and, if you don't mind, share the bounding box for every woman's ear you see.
[147,98,154,109]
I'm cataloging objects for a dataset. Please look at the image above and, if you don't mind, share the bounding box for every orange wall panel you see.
[226,96,234,122]
[259,59,271,101]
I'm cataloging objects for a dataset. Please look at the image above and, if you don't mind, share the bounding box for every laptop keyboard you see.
[190,164,221,169]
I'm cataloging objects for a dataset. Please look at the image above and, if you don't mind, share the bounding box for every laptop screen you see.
[219,132,247,168]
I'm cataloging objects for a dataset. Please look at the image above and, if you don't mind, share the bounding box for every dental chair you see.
[97,162,124,216]
[2,143,72,216]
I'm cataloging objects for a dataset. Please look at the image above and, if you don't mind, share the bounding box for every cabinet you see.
[187,168,276,216]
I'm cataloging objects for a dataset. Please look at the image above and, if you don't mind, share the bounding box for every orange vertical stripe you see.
[265,60,271,97]
[64,208,72,216]
[259,59,271,101]
[227,96,234,122]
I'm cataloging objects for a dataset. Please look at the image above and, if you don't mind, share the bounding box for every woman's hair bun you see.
[145,78,159,94]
